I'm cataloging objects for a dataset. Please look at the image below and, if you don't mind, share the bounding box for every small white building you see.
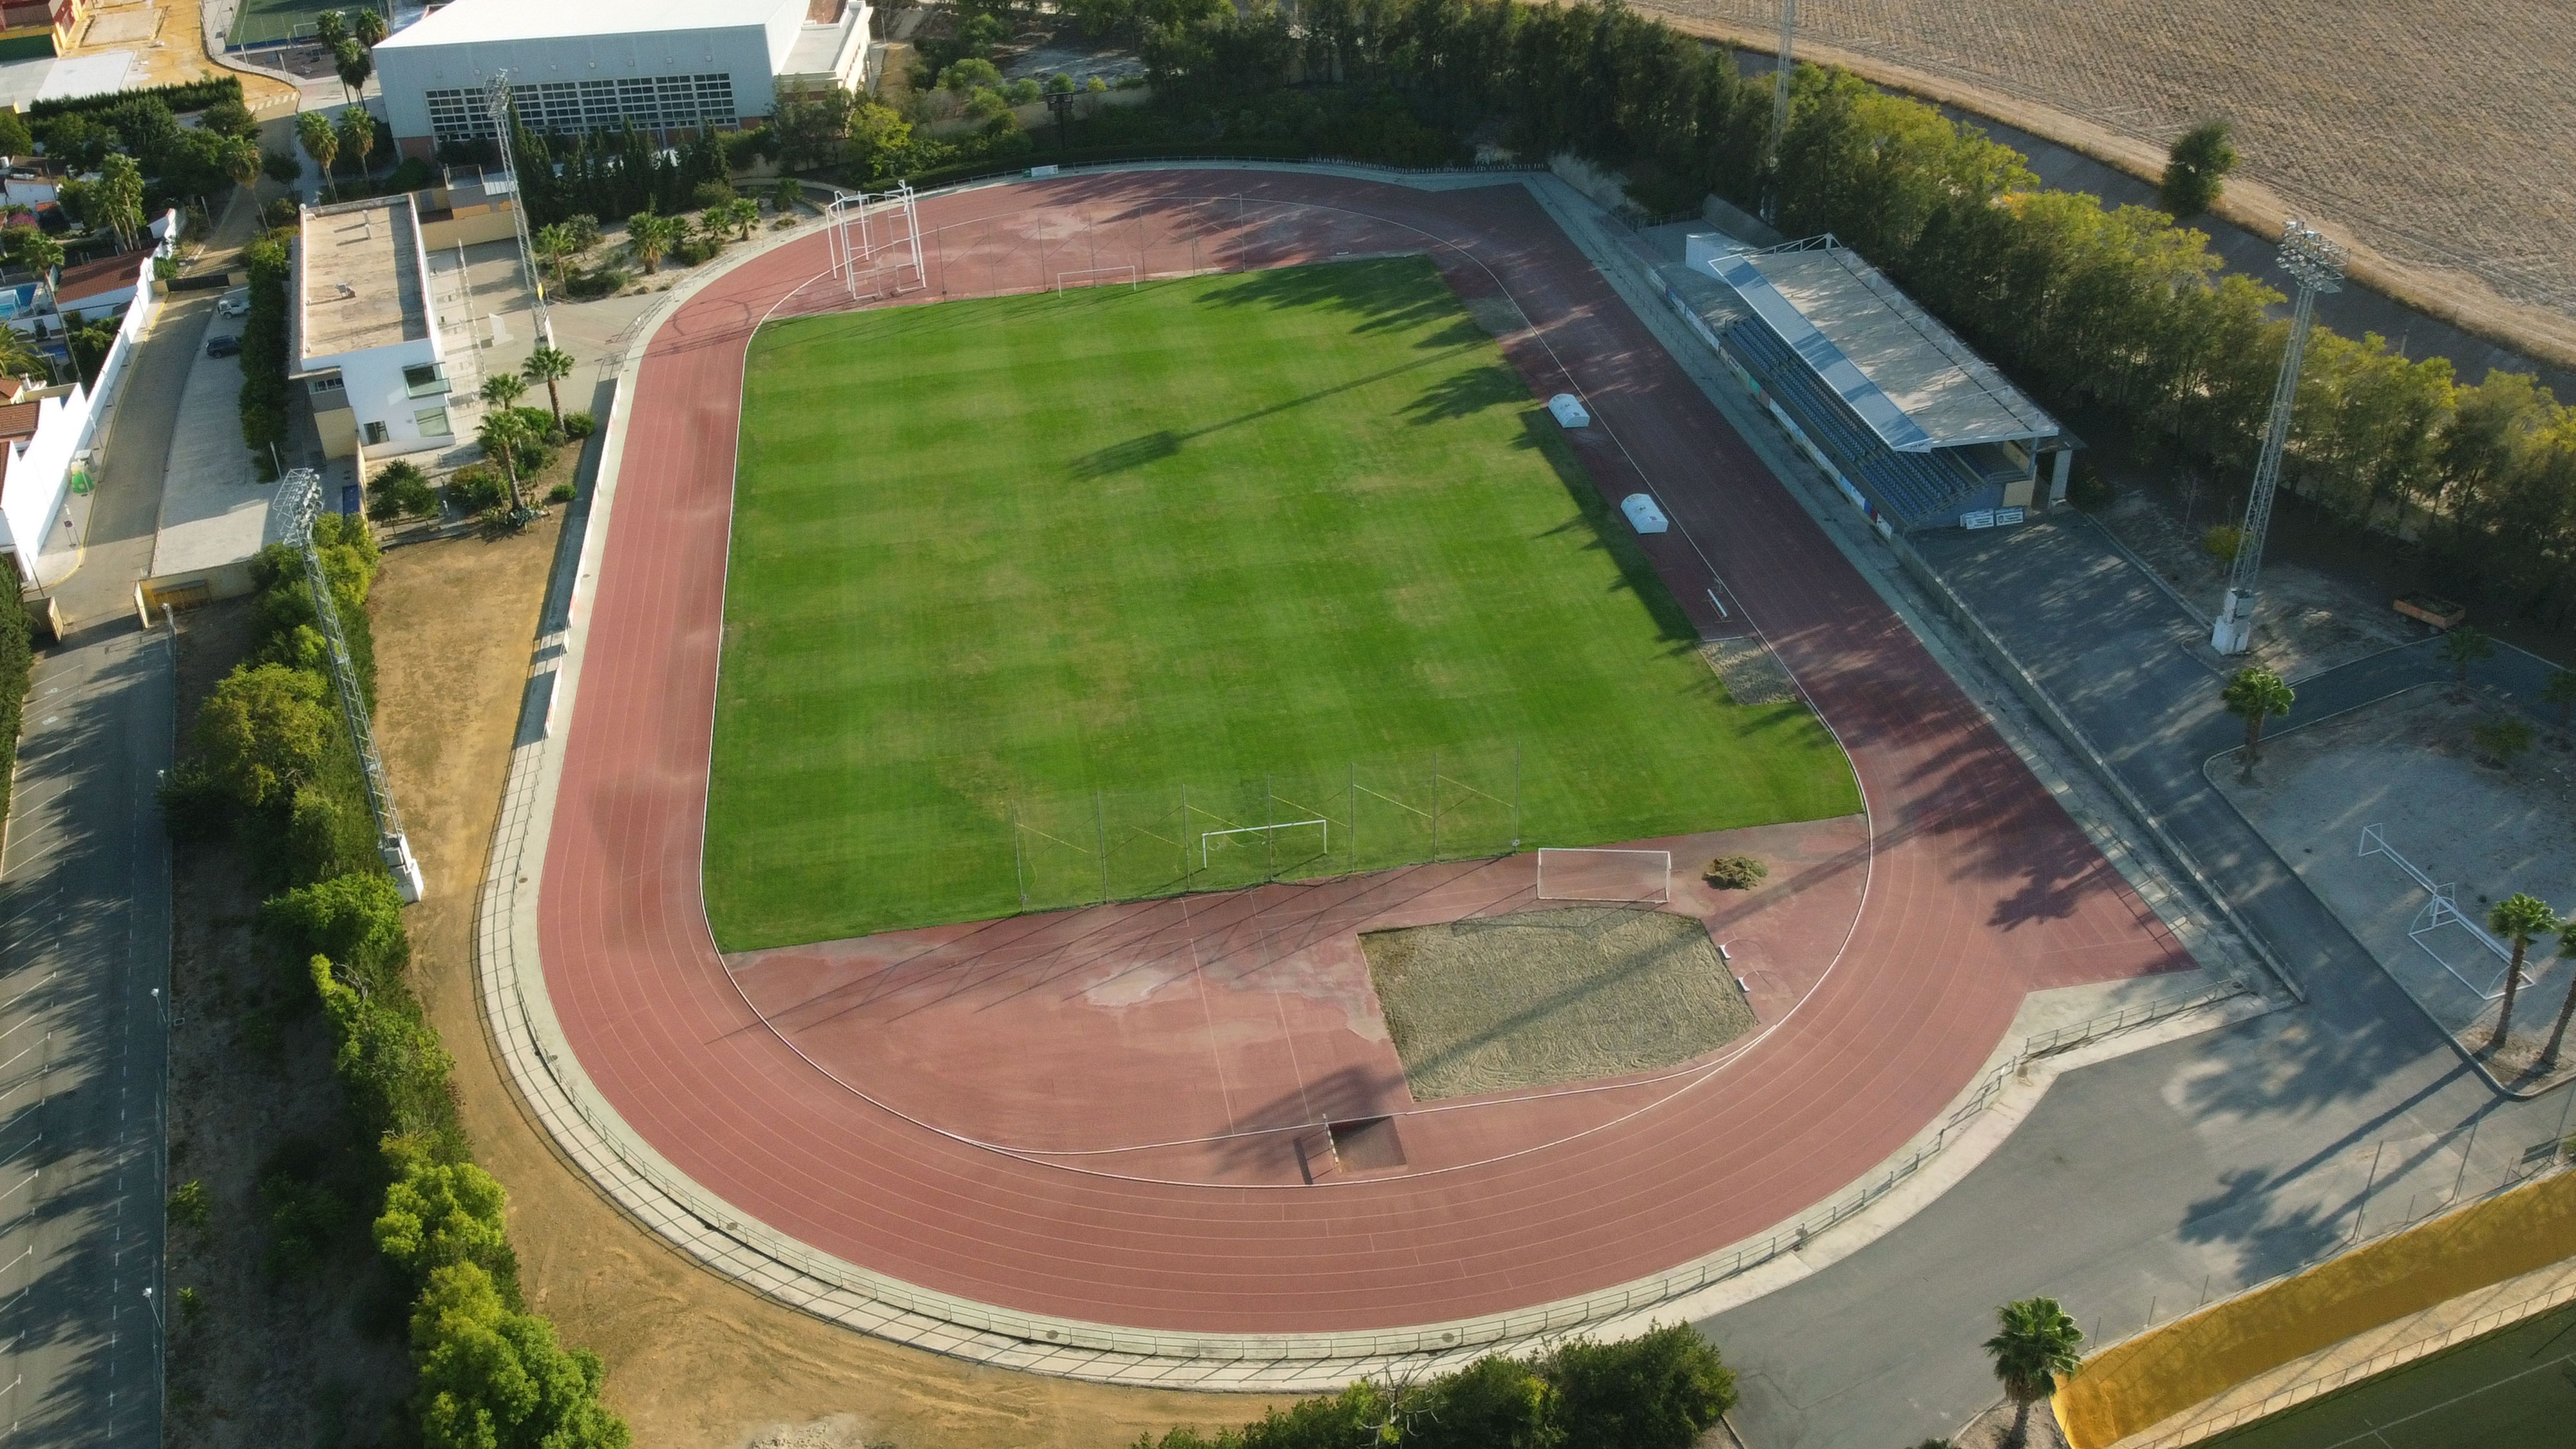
[374,0,874,160]
[290,194,451,459]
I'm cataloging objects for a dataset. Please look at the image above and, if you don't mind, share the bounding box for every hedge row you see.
[28,73,240,120]
[168,520,628,1448]
[1137,1326,1737,1449]
[236,227,292,472]
[0,581,27,827]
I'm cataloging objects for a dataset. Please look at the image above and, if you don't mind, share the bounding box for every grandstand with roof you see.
[1664,234,2076,533]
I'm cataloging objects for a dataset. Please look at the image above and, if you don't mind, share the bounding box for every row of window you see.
[422,73,740,145]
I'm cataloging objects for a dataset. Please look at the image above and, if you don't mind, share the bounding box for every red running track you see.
[538,172,2191,1333]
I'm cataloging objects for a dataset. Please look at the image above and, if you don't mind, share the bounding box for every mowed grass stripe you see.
[708,258,1857,949]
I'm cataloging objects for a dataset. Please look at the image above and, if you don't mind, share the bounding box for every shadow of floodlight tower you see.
[1760,0,1796,223]
[2212,219,2345,656]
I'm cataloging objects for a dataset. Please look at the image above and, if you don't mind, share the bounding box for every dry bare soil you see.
[370,520,1276,1449]
[1363,905,1755,1099]
[1649,0,2576,357]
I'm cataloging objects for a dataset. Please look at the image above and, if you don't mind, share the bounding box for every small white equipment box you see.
[1548,392,1590,428]
[1620,493,1668,534]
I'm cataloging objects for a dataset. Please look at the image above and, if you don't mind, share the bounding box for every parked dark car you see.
[205,332,241,358]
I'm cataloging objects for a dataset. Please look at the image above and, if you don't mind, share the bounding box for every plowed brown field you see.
[1653,1,2576,357]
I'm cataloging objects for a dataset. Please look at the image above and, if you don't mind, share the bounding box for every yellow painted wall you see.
[2055,1169,2576,1448]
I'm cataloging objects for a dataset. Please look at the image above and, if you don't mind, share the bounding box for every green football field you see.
[228,0,362,46]
[2204,1302,2576,1448]
[706,258,1858,950]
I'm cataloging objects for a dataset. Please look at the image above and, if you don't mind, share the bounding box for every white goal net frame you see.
[827,183,923,301]
[2359,824,2524,1000]
[1056,264,1139,294]
[1535,848,1672,904]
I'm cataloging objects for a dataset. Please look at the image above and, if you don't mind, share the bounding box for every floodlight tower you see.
[486,70,552,346]
[283,470,425,902]
[2211,218,2345,656]
[1760,0,1797,222]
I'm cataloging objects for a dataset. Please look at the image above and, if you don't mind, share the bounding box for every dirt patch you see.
[163,598,417,1448]
[1702,636,1797,705]
[368,519,1273,1448]
[2213,685,2576,1086]
[1363,905,1754,1099]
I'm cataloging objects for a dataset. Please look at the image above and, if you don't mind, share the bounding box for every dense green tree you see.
[412,1262,630,1449]
[1539,1326,1737,1449]
[375,1139,514,1282]
[2159,120,2237,218]
[196,663,334,808]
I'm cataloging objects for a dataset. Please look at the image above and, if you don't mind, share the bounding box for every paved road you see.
[1701,515,2571,1447]
[0,626,174,1446]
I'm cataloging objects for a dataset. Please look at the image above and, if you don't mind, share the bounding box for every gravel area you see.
[1362,905,1756,1099]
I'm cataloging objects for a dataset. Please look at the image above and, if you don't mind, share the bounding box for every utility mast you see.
[2211,220,2345,656]
[283,470,425,902]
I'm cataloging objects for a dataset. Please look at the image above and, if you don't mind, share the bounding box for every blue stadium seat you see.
[1720,321,1987,529]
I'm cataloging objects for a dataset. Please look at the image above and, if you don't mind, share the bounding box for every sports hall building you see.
[372,0,875,160]
[1667,234,2076,533]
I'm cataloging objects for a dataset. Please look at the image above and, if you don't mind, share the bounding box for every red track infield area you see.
[538,172,2193,1333]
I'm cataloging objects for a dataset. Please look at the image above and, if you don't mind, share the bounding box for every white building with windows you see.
[373,0,873,160]
[291,195,453,459]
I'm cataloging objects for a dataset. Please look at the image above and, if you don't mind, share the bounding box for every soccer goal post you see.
[1535,848,1672,904]
[1202,818,1329,868]
[1057,264,1141,294]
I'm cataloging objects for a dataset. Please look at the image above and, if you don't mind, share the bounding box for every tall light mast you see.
[2212,220,2345,656]
[1761,0,1796,222]
[486,70,551,346]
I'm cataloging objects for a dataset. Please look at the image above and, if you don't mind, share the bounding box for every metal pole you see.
[2213,221,2344,654]
[2351,1141,2386,1242]
[1761,0,1797,222]
[2452,1117,2480,1202]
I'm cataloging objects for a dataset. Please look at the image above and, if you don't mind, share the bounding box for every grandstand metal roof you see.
[1693,236,2060,453]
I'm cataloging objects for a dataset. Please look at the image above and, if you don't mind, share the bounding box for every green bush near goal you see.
[706,258,1857,949]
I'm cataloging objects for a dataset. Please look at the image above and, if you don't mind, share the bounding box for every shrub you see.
[169,1179,212,1232]
[563,265,629,301]
[0,578,27,827]
[2202,525,2244,565]
[195,663,334,809]
[261,194,299,229]
[691,178,736,209]
[2067,463,2113,512]
[374,1137,517,1290]
[1539,1326,1738,1449]
[386,156,436,193]
[1703,854,1767,890]
[2472,715,2534,766]
[562,410,596,439]
[444,465,507,513]
[546,481,577,504]
[365,459,440,522]
[412,1262,630,1449]
[673,233,721,267]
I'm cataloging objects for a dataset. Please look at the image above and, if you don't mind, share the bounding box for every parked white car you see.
[215,289,249,317]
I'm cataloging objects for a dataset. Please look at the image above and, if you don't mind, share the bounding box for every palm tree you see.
[336,106,375,191]
[724,196,760,240]
[2544,669,2576,732]
[522,345,574,428]
[296,111,339,200]
[2488,895,2557,1052]
[2221,666,2295,783]
[533,222,577,291]
[478,371,527,412]
[222,135,261,210]
[2439,625,2494,689]
[334,39,374,110]
[2536,921,2576,1072]
[0,325,51,386]
[475,408,530,515]
[1985,1298,2083,1448]
[625,209,679,275]
[310,8,346,46]
[352,6,386,48]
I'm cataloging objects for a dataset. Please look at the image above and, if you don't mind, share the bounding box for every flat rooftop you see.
[1695,236,2058,451]
[299,197,430,362]
[378,0,807,47]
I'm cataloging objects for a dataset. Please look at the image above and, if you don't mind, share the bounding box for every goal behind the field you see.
[1535,848,1671,904]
